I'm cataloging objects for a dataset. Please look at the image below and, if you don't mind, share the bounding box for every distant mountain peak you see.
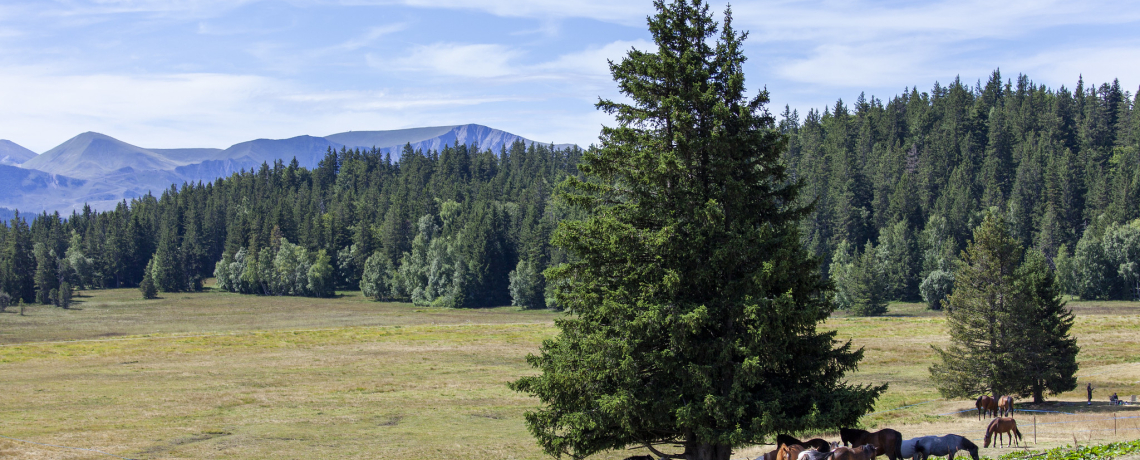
[0,139,38,166]
[21,131,178,179]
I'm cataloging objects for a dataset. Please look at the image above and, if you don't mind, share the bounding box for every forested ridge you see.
[1,70,1139,310]
[0,141,581,308]
[782,71,1140,305]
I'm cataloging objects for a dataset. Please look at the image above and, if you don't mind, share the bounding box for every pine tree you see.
[1013,249,1079,402]
[139,258,158,299]
[33,242,58,305]
[510,2,883,458]
[848,242,889,316]
[931,213,1023,397]
[1,213,35,303]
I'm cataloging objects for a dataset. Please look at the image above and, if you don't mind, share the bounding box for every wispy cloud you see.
[386,43,521,78]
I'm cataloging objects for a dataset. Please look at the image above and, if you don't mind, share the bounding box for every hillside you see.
[0,140,38,166]
[21,132,179,179]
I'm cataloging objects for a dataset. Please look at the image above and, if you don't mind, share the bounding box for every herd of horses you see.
[753,429,978,460]
[623,396,1027,460]
[750,395,1025,460]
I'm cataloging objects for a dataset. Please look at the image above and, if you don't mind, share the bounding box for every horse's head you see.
[860,444,878,460]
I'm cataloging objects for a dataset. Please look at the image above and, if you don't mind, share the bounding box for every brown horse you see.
[778,444,806,460]
[984,417,1023,448]
[998,395,1015,417]
[777,434,834,452]
[840,428,903,460]
[975,395,998,419]
[831,444,878,460]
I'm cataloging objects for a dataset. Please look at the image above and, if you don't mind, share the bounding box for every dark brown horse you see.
[984,417,1023,448]
[831,444,877,460]
[975,395,998,419]
[777,434,833,452]
[840,428,903,460]
[998,395,1014,417]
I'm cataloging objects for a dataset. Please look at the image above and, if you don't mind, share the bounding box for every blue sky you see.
[1,0,1138,153]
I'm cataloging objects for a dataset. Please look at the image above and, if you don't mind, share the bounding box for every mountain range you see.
[0,124,576,215]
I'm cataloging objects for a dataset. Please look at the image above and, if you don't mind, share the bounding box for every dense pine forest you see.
[0,142,581,309]
[1,70,1138,310]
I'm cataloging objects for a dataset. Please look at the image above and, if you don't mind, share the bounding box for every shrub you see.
[920,269,955,310]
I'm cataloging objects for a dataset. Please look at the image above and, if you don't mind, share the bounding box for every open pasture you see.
[1,290,1139,459]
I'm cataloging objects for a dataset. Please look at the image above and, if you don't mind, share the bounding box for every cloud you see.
[534,39,651,79]
[1011,45,1140,90]
[342,0,647,25]
[384,43,520,78]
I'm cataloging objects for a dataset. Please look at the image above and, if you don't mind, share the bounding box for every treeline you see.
[2,70,1139,310]
[781,70,1140,308]
[0,141,581,308]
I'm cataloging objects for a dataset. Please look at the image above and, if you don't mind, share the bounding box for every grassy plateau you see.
[1,287,1138,459]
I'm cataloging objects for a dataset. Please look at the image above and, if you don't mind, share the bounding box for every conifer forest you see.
[1,71,1139,311]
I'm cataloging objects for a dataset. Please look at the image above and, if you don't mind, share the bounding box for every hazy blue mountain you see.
[5,124,576,214]
[324,125,459,150]
[0,207,14,223]
[22,132,178,179]
[148,147,224,165]
[326,124,575,154]
[211,135,344,170]
[0,164,98,213]
[0,140,37,166]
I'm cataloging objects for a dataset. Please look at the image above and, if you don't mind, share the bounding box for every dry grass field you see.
[1,288,1138,459]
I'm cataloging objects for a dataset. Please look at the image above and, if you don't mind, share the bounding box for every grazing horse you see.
[900,437,930,460]
[998,396,1014,417]
[984,418,1023,448]
[913,435,979,460]
[831,444,878,460]
[777,435,833,452]
[975,396,998,419]
[840,428,904,460]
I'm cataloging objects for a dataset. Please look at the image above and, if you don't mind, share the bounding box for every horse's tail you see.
[1013,425,1023,441]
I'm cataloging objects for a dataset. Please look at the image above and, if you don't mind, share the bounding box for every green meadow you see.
[2,288,1138,459]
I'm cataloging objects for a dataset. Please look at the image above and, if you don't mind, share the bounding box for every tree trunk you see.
[1033,382,1044,404]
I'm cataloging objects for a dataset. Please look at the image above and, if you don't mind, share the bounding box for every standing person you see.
[1087,383,1093,405]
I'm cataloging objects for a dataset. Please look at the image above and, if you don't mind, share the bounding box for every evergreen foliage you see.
[849,242,889,316]
[930,213,1079,401]
[931,213,1025,397]
[0,44,1137,307]
[139,259,158,299]
[509,2,883,459]
[1013,249,1079,402]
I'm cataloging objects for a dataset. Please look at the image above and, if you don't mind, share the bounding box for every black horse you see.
[777,434,833,452]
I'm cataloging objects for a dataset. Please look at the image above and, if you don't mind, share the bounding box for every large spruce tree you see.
[509,2,884,459]
[930,212,1079,400]
[931,213,1024,397]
